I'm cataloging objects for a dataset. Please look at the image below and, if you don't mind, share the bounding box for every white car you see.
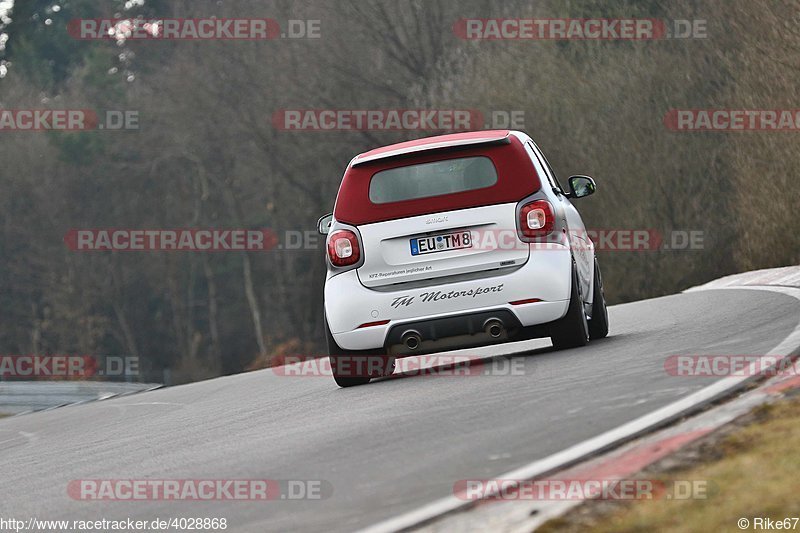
[318,130,608,386]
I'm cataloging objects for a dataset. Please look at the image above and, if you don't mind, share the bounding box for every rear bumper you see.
[325,244,572,350]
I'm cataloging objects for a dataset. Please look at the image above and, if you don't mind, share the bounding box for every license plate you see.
[410,231,472,256]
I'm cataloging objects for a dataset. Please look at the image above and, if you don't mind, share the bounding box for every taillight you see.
[327,230,361,267]
[518,200,555,239]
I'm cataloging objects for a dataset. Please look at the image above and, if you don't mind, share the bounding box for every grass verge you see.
[540,394,800,533]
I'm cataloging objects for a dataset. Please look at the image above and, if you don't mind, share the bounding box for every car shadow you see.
[370,335,617,384]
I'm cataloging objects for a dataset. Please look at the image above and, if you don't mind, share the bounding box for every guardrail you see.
[0,381,162,415]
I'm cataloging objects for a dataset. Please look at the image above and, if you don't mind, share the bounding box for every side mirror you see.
[317,213,333,235]
[567,175,597,198]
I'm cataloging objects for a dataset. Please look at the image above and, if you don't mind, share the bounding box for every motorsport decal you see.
[390,283,504,308]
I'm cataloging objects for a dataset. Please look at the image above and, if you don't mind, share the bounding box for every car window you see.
[529,140,564,192]
[524,142,557,192]
[368,156,498,204]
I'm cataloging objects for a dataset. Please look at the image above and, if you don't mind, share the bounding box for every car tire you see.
[550,262,590,350]
[588,258,609,340]
[325,315,394,387]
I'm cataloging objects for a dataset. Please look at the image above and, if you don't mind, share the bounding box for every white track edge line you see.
[357,284,800,533]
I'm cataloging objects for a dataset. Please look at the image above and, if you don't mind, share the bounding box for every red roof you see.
[334,132,541,225]
[352,130,512,165]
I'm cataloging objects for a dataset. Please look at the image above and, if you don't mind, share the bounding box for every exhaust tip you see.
[401,331,422,350]
[484,319,504,338]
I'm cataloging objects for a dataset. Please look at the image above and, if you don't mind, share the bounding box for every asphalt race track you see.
[1,288,798,532]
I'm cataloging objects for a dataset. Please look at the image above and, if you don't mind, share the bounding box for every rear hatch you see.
[333,132,543,289]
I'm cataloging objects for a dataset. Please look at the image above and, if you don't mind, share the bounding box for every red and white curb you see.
[357,266,800,533]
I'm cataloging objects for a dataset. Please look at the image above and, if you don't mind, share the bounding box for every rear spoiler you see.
[351,132,512,167]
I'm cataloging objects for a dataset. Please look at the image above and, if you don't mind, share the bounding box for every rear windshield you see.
[368,156,498,204]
